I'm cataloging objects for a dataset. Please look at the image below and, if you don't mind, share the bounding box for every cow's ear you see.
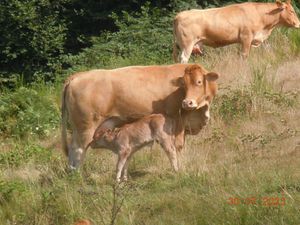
[172,77,185,87]
[276,0,285,9]
[205,72,219,82]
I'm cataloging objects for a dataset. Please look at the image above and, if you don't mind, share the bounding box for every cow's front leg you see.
[175,132,185,152]
[175,118,185,152]
[240,31,253,59]
[241,39,252,59]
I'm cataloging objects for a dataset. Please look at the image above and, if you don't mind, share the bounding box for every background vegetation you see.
[1,0,299,84]
[1,0,300,224]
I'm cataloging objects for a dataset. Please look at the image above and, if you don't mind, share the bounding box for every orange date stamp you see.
[227,192,286,207]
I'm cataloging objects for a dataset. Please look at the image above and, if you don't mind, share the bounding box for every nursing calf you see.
[88,103,212,181]
[88,114,180,182]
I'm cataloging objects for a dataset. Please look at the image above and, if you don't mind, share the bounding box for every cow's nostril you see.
[182,99,196,109]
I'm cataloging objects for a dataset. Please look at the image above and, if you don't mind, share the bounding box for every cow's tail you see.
[61,81,70,157]
[172,18,179,63]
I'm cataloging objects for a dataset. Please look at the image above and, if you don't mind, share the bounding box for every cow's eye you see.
[197,80,202,85]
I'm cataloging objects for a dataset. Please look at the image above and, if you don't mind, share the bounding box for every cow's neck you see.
[260,3,282,30]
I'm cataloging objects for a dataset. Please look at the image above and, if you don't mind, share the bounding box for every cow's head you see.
[180,64,219,110]
[277,0,300,28]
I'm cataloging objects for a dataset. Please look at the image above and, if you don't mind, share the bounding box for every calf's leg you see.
[121,155,132,181]
[116,148,131,182]
[160,140,179,172]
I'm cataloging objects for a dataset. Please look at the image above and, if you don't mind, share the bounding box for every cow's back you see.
[64,64,188,131]
[174,2,271,49]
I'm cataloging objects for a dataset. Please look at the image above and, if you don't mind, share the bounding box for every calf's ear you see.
[104,129,115,142]
[205,72,219,82]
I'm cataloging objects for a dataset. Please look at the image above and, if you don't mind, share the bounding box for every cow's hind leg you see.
[68,128,94,170]
[180,44,193,63]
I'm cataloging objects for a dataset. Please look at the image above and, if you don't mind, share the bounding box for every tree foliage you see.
[0,0,69,83]
[0,0,299,85]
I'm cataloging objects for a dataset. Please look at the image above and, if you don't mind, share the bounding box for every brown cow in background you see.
[173,0,300,63]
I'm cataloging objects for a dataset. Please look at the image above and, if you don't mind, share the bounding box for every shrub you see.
[0,86,59,139]
[64,3,174,71]
[0,0,68,83]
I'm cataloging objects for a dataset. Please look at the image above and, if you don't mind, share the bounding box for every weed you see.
[0,144,52,167]
[213,89,253,122]
[287,29,300,54]
[0,180,27,204]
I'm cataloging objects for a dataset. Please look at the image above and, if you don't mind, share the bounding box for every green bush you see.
[64,3,174,71]
[1,0,299,85]
[0,86,59,139]
[0,0,68,83]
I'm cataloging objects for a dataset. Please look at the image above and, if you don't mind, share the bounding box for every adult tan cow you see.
[61,64,219,169]
[173,0,300,63]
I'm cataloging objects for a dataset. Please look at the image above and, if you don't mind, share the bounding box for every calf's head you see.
[277,0,300,28]
[90,128,116,148]
[180,64,219,110]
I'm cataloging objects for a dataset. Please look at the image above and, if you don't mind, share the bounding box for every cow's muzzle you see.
[182,99,199,110]
[182,97,209,110]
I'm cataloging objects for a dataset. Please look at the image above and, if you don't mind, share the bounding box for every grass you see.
[0,28,300,225]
